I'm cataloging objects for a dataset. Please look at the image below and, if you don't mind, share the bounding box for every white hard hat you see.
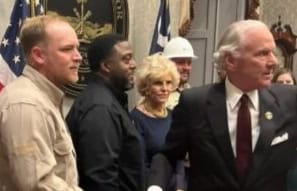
[163,37,197,59]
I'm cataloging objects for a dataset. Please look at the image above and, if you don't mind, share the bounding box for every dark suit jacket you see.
[149,82,297,191]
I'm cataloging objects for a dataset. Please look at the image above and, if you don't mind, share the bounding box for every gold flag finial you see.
[30,0,36,17]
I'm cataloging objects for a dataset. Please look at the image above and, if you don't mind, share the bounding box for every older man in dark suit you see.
[147,19,297,191]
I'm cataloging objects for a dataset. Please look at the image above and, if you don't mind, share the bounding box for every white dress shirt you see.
[225,78,260,156]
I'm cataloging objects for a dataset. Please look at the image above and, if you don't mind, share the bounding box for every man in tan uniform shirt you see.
[0,15,83,191]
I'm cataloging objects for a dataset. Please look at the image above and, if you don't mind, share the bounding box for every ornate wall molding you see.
[245,0,260,19]
[271,16,297,69]
[179,0,196,36]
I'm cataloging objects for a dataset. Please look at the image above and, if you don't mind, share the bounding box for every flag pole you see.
[30,0,36,17]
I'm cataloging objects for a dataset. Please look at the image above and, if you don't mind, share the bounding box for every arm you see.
[147,154,174,190]
[163,92,190,160]
[147,158,186,191]
[0,103,81,191]
[175,160,186,191]
[72,105,123,191]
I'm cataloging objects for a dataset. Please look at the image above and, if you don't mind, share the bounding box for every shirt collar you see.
[177,83,191,92]
[22,65,64,108]
[90,73,129,112]
[225,77,259,111]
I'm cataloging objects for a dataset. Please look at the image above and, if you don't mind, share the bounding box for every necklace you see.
[142,102,168,118]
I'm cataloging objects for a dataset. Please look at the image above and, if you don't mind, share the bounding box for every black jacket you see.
[66,74,145,191]
[149,82,297,191]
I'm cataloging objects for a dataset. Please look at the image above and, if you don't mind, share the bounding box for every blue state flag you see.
[149,0,171,54]
[0,0,44,88]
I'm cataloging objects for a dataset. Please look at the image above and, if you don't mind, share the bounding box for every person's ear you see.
[31,46,45,66]
[225,52,237,72]
[100,61,112,73]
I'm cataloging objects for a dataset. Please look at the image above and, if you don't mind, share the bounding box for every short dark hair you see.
[87,33,126,72]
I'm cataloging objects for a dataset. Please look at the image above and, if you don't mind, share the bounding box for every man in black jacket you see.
[66,33,144,191]
[148,20,297,191]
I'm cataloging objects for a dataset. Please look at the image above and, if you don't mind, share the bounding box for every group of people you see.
[1,14,297,191]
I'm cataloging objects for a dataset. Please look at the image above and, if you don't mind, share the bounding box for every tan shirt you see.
[166,83,191,110]
[0,65,82,191]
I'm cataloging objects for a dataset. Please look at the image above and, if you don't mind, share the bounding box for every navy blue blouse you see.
[130,108,186,190]
[131,108,172,166]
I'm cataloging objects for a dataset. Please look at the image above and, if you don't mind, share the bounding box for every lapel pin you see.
[265,111,273,120]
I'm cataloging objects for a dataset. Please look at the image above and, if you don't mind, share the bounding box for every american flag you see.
[149,0,171,54]
[0,0,44,91]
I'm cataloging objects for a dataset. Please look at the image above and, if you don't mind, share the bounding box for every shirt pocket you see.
[53,140,74,181]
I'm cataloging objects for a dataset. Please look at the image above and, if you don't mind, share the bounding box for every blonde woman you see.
[130,54,186,191]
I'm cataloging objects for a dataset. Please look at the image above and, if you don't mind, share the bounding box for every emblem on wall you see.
[43,0,128,96]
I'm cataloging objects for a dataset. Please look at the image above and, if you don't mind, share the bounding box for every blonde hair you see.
[20,15,68,57]
[135,53,180,96]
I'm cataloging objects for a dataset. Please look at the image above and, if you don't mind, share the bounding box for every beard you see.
[111,74,134,91]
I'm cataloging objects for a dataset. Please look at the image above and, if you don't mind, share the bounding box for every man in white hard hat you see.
[163,36,197,109]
